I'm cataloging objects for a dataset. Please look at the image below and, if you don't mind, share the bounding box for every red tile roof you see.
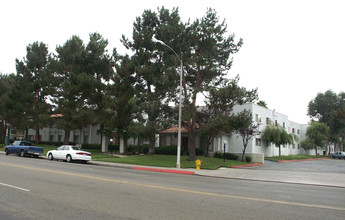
[50,114,63,118]
[159,123,199,134]
[159,125,189,134]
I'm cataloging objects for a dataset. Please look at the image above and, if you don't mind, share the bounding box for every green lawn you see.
[3,144,329,169]
[31,145,250,169]
[94,155,250,170]
[265,155,328,161]
[1,144,252,170]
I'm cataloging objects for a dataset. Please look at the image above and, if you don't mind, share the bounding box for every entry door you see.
[182,137,188,152]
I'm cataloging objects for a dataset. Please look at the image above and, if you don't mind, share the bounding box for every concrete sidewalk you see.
[195,168,345,188]
[89,160,345,188]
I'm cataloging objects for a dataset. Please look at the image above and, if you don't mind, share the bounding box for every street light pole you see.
[153,37,183,168]
[223,140,227,162]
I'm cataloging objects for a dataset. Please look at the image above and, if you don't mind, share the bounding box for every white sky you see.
[1,0,344,124]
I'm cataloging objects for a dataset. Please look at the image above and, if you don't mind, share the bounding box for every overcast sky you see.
[1,0,344,124]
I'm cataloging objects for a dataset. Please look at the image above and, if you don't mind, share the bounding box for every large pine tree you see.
[15,42,53,143]
[54,36,90,144]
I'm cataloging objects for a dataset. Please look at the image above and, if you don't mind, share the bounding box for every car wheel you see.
[48,153,54,160]
[20,150,25,157]
[5,149,9,155]
[66,155,72,163]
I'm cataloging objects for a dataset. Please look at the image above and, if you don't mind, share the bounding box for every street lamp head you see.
[152,36,166,46]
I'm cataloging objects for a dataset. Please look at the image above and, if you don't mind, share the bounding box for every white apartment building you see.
[211,103,332,158]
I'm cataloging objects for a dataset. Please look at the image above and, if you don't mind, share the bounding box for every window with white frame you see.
[266,117,271,125]
[255,138,262,146]
[255,114,261,123]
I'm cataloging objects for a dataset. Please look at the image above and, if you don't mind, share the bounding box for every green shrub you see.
[155,145,177,155]
[108,144,119,151]
[142,145,149,154]
[245,156,252,163]
[195,148,204,156]
[214,152,239,160]
[82,144,101,150]
[214,152,222,158]
[38,141,64,146]
[155,145,204,156]
[126,145,140,154]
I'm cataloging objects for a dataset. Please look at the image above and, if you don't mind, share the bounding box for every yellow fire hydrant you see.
[195,159,202,170]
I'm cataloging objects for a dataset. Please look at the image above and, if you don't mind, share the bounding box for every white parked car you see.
[47,145,92,163]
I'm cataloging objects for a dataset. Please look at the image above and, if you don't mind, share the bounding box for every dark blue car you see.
[5,141,43,157]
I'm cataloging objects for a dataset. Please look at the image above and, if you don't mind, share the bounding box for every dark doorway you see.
[182,137,188,152]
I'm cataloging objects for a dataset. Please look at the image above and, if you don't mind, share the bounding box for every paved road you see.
[1,154,345,219]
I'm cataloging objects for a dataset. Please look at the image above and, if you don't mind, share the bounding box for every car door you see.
[61,146,70,160]
[54,146,65,159]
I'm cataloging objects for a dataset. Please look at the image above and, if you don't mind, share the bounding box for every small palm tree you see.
[261,125,297,157]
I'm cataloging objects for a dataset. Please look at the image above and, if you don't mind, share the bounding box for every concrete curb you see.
[277,157,329,163]
[132,167,195,175]
[90,161,196,175]
[230,163,263,168]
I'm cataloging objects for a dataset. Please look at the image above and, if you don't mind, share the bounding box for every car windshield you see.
[13,141,21,145]
[72,147,82,150]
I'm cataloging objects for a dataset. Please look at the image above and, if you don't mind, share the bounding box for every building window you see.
[84,135,89,144]
[292,128,295,134]
[74,135,79,143]
[255,114,261,123]
[58,135,62,142]
[275,120,278,126]
[283,122,286,129]
[255,138,262,146]
[266,117,271,125]
[297,129,300,134]
[28,135,35,141]
[49,135,54,142]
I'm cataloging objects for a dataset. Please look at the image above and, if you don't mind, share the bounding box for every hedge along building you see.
[158,103,335,160]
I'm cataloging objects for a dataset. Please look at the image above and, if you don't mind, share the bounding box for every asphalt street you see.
[1,154,345,219]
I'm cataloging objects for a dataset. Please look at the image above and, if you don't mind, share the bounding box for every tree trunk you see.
[205,138,210,157]
[188,128,196,161]
[63,130,70,145]
[241,138,248,162]
[241,148,247,162]
[188,105,197,161]
[99,123,104,151]
[124,135,128,153]
[35,127,40,144]
[205,136,215,157]
[279,145,281,157]
[148,136,155,154]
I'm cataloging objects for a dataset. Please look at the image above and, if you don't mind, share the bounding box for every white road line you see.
[0,182,30,192]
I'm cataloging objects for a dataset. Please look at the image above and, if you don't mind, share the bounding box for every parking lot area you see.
[246,158,345,174]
